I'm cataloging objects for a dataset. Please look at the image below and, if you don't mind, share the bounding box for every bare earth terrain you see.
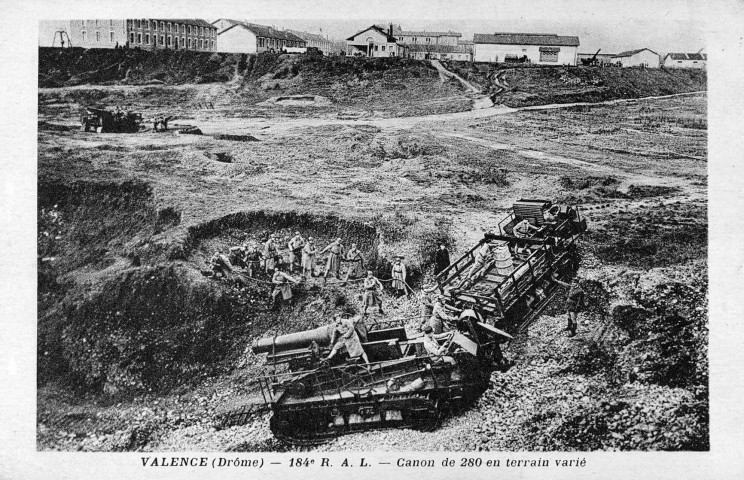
[37,53,707,452]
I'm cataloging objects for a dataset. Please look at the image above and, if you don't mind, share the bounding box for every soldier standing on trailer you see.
[324,315,370,364]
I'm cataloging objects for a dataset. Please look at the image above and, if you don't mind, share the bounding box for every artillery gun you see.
[81,106,142,133]
[215,200,587,444]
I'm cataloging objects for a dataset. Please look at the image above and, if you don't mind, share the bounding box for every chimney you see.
[389,23,393,38]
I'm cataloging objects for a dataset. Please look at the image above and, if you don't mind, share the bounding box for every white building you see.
[286,30,337,55]
[473,33,579,65]
[394,28,461,47]
[407,44,472,61]
[346,25,407,58]
[213,19,305,54]
[611,48,660,68]
[663,52,707,69]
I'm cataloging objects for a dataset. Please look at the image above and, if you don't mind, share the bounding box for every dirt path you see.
[195,91,706,136]
[430,60,482,94]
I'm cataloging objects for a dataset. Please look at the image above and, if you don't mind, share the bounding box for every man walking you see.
[342,243,365,284]
[391,256,408,297]
[553,276,586,336]
[271,265,300,310]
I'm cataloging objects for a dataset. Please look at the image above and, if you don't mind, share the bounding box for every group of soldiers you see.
[207,231,412,312]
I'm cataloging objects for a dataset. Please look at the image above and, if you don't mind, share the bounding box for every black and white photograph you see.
[2,0,743,478]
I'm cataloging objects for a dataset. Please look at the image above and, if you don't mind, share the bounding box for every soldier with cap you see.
[270,265,300,310]
[391,256,408,297]
[263,234,279,275]
[210,251,233,278]
[513,218,540,239]
[301,237,318,278]
[324,314,369,364]
[321,237,345,281]
[434,244,451,276]
[553,275,586,336]
[429,295,459,334]
[361,270,384,315]
[422,325,456,365]
[287,231,304,273]
[243,242,262,278]
[342,243,365,284]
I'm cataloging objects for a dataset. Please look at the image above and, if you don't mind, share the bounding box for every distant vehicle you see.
[214,200,587,444]
[306,47,323,56]
[80,107,142,133]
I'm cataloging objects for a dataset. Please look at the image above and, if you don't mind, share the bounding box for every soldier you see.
[271,265,300,310]
[391,256,407,297]
[361,270,384,315]
[422,325,456,365]
[243,242,262,278]
[434,244,451,276]
[466,242,492,281]
[429,295,459,334]
[210,251,233,279]
[553,276,586,336]
[342,243,365,284]
[301,237,318,278]
[324,315,369,364]
[263,234,279,275]
[513,218,539,238]
[228,244,247,269]
[287,231,304,273]
[419,290,434,327]
[321,237,345,281]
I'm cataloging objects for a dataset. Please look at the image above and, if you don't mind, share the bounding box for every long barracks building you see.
[62,19,217,51]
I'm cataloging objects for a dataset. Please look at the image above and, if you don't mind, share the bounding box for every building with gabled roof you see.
[42,19,217,51]
[407,43,472,61]
[662,52,707,69]
[345,24,408,58]
[213,19,306,54]
[394,27,462,47]
[473,32,579,65]
[611,48,660,68]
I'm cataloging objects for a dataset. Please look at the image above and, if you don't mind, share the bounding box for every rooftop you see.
[215,19,305,42]
[614,48,658,57]
[473,33,580,47]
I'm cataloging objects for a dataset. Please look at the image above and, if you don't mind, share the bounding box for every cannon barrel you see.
[252,325,335,354]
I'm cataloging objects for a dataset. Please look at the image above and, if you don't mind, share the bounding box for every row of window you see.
[129,20,215,37]
[129,32,214,50]
[80,20,115,27]
[81,31,115,43]
[257,37,303,49]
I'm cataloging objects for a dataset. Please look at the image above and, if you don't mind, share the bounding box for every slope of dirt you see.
[39,48,471,117]
[441,61,706,107]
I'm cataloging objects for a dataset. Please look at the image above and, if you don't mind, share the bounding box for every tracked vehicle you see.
[215,200,586,444]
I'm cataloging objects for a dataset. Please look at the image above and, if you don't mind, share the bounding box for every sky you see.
[33,0,718,55]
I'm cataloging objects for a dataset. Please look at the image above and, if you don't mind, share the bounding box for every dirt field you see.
[37,57,707,452]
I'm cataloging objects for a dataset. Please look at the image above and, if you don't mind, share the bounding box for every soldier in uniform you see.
[429,295,459,334]
[263,234,279,275]
[321,237,345,281]
[342,243,365,284]
[466,242,492,281]
[324,315,369,364]
[271,265,300,310]
[301,237,318,278]
[243,242,262,278]
[361,270,384,315]
[210,251,232,278]
[287,232,304,273]
[554,276,586,336]
[391,256,407,297]
[229,245,247,269]
[513,218,539,238]
[422,325,456,365]
[434,244,451,276]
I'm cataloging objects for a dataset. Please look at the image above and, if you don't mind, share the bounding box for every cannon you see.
[215,200,587,444]
[581,49,602,66]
